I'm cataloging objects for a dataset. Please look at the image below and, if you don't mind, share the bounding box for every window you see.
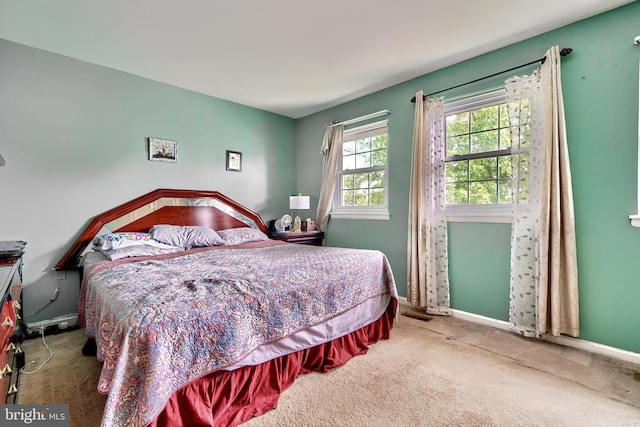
[332,120,390,220]
[444,90,529,222]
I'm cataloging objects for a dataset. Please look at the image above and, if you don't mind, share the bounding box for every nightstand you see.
[270,230,325,246]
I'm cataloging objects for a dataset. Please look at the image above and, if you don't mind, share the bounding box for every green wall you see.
[448,223,511,321]
[295,2,640,353]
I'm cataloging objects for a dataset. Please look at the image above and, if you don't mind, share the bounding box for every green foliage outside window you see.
[445,100,530,205]
[341,133,387,207]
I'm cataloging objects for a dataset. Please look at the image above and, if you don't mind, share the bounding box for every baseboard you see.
[397,297,640,365]
[26,313,78,333]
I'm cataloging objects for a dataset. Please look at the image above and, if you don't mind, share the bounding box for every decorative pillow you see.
[97,245,183,261]
[218,227,269,245]
[150,224,225,249]
[92,232,180,251]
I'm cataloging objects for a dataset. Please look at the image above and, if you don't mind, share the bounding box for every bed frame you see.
[55,188,268,270]
[62,188,396,426]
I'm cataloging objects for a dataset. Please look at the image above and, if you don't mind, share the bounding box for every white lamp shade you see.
[289,195,310,210]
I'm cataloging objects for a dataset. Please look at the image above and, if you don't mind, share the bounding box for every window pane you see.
[446,135,470,156]
[343,140,355,156]
[342,174,354,190]
[371,149,386,166]
[351,172,369,189]
[355,152,370,169]
[371,134,387,150]
[471,130,499,153]
[500,128,512,149]
[342,189,354,206]
[446,182,468,204]
[498,179,512,204]
[471,105,499,132]
[446,112,469,137]
[370,188,385,206]
[370,170,385,188]
[343,154,356,170]
[356,137,370,153]
[470,181,497,204]
[446,160,468,183]
[354,189,368,206]
[498,156,511,179]
[469,158,497,180]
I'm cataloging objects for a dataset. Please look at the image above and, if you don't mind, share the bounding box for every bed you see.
[55,189,398,427]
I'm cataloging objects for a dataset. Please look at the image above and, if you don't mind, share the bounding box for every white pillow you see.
[150,224,225,249]
[98,245,183,261]
[217,227,269,245]
[92,232,180,251]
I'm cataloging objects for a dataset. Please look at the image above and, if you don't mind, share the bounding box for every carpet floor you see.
[17,308,640,426]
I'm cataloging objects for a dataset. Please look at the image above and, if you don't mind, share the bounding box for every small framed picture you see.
[226,150,242,172]
[149,138,178,162]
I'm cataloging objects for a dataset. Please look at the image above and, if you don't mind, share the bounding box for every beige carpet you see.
[18,309,640,427]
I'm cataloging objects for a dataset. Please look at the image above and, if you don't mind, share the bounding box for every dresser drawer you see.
[1,337,23,403]
[0,244,26,404]
[0,291,22,403]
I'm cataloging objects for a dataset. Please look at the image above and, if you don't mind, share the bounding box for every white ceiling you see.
[0,0,634,119]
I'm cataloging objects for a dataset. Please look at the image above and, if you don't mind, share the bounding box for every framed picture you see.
[226,150,242,172]
[149,138,178,162]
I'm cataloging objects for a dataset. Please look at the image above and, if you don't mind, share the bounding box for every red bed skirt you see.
[150,299,397,427]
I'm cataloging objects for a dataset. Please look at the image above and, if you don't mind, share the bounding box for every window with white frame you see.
[331,120,390,220]
[444,89,529,222]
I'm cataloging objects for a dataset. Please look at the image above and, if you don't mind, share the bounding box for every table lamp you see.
[289,194,310,232]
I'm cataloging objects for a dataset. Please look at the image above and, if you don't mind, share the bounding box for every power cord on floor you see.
[20,326,53,374]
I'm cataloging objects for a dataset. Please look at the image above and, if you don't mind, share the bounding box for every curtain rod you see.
[327,109,390,128]
[410,48,573,103]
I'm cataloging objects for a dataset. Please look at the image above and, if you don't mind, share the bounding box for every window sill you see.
[446,205,512,223]
[330,210,390,220]
[629,214,640,227]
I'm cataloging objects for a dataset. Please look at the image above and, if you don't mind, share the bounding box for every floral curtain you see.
[316,124,344,233]
[407,91,451,315]
[506,46,579,337]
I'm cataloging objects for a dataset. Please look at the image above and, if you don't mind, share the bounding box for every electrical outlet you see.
[55,271,66,281]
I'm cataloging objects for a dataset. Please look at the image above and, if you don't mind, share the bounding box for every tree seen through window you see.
[340,132,387,207]
[445,99,530,205]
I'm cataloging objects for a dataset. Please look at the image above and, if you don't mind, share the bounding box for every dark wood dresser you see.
[0,241,26,403]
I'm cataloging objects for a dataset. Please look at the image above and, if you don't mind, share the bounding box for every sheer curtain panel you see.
[407,91,451,314]
[506,46,579,338]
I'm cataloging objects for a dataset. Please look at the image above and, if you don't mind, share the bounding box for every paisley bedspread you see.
[80,241,397,427]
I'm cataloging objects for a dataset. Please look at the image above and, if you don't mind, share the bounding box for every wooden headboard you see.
[55,189,268,270]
